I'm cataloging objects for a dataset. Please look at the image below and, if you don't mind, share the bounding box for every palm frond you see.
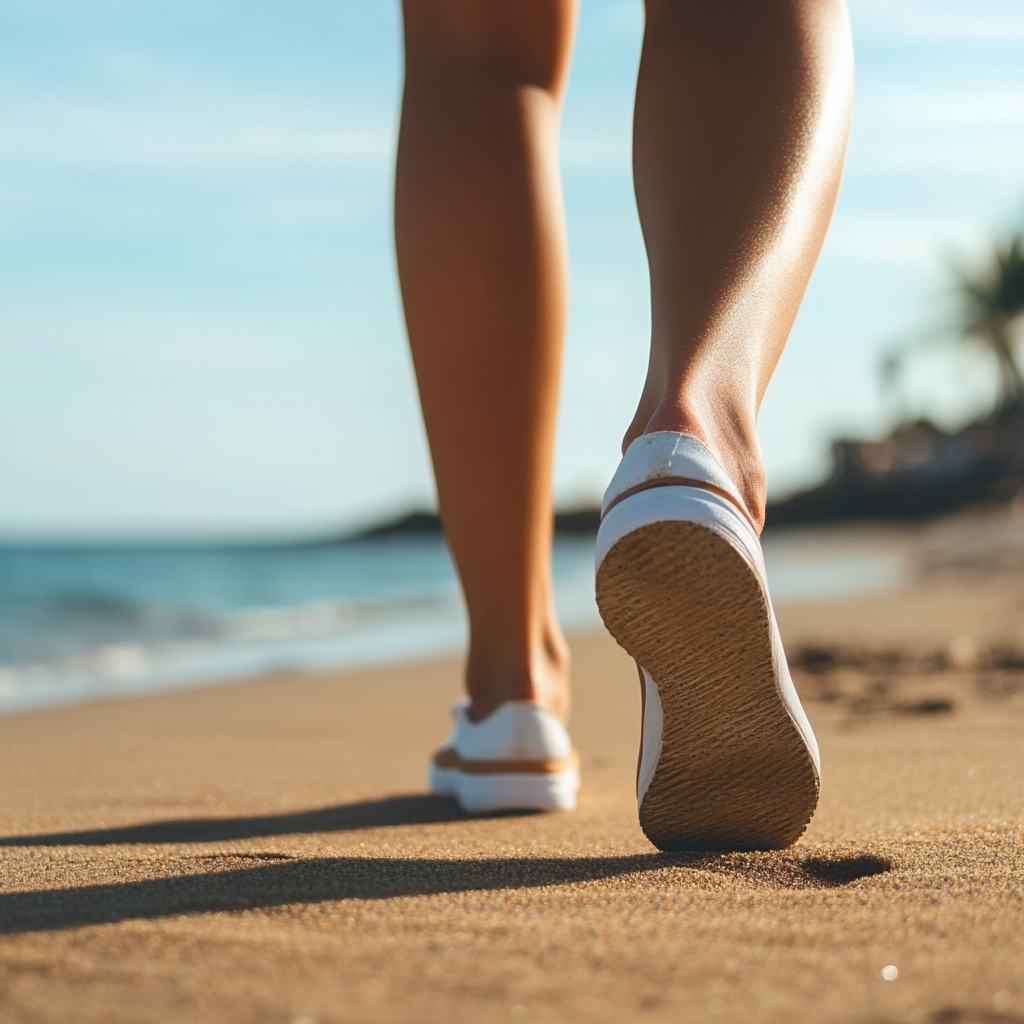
[890,222,1024,412]
[949,229,1024,329]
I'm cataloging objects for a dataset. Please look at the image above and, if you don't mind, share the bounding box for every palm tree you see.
[884,227,1024,414]
[953,230,1024,409]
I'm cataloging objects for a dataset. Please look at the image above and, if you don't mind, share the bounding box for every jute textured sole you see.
[596,517,819,852]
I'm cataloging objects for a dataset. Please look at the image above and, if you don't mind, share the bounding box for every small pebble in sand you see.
[881,965,899,982]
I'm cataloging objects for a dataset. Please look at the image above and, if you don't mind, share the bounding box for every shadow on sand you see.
[5,853,656,933]
[0,794,472,847]
[1,846,893,937]
[1,794,893,936]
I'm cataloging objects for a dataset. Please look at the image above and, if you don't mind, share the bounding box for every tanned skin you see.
[395,0,853,721]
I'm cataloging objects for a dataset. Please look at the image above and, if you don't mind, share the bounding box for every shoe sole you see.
[429,763,579,814]
[596,513,819,852]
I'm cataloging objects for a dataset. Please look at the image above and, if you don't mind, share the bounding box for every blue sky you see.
[1,0,1023,538]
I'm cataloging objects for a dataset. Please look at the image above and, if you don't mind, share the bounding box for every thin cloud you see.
[821,215,989,268]
[560,134,631,173]
[0,95,393,168]
[865,88,1024,129]
[0,306,307,370]
[850,0,1024,42]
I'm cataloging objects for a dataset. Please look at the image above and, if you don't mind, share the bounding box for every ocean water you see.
[0,531,906,715]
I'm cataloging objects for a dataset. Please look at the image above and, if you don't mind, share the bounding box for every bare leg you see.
[395,1,577,720]
[626,0,854,528]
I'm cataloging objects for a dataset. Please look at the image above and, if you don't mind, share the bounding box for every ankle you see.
[465,623,571,722]
[623,398,767,531]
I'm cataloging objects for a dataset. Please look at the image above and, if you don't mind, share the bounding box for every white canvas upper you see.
[440,699,573,762]
[637,667,664,805]
[601,431,747,519]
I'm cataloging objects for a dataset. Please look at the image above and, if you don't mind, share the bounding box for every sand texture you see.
[2,511,1024,1024]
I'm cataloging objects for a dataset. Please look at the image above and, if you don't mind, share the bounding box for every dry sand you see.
[2,510,1024,1024]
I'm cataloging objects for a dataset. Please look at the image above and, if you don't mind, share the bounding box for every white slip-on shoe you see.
[429,699,580,814]
[595,431,820,851]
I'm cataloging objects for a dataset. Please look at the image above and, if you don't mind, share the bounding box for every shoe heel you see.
[595,486,819,851]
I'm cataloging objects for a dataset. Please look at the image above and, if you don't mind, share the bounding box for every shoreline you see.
[0,516,933,719]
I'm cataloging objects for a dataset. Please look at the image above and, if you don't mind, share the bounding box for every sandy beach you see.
[2,510,1023,1024]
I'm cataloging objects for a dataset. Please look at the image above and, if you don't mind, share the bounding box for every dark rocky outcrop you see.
[357,506,602,539]
[765,410,1024,527]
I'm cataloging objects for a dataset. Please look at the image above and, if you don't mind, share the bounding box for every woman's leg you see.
[627,0,854,527]
[395,1,577,721]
